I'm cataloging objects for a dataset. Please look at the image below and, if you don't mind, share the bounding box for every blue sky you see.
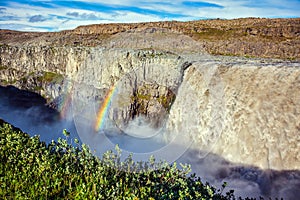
[0,0,299,32]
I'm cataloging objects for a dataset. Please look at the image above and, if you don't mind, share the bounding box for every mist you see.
[0,85,299,200]
[0,86,78,142]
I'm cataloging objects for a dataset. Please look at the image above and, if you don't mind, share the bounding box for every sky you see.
[0,0,299,32]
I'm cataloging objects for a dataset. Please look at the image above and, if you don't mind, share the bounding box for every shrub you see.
[0,122,239,199]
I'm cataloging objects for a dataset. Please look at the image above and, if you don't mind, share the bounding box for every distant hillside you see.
[1,18,299,60]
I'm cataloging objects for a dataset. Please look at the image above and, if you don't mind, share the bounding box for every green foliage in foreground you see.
[0,123,239,199]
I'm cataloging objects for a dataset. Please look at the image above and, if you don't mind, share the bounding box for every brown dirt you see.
[0,18,299,60]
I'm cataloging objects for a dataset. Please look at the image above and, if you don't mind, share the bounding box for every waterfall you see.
[168,59,300,171]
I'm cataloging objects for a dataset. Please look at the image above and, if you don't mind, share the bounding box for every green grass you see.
[0,44,9,48]
[0,121,240,199]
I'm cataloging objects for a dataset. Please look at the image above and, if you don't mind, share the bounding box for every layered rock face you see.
[74,18,300,60]
[0,19,299,172]
[0,46,87,100]
[70,48,186,129]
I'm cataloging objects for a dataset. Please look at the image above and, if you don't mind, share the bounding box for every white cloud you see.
[0,23,51,32]
[0,0,299,32]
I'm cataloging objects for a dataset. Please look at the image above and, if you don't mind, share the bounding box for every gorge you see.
[0,18,300,199]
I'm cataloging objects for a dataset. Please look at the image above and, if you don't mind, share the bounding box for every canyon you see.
[0,18,300,199]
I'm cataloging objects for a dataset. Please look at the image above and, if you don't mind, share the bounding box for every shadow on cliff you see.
[0,85,58,122]
[0,85,78,142]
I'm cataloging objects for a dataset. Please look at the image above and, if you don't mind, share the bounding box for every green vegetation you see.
[0,78,16,85]
[157,91,176,112]
[130,92,152,114]
[37,71,64,83]
[130,84,176,115]
[192,28,240,41]
[0,44,9,48]
[141,51,165,59]
[33,86,43,91]
[0,121,240,199]
[0,65,8,71]
[49,46,57,54]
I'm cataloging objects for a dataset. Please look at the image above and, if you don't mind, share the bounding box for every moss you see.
[130,93,151,114]
[286,57,296,61]
[157,92,176,112]
[37,71,63,83]
[20,76,28,82]
[130,86,176,115]
[33,86,43,91]
[136,93,151,101]
[141,51,165,59]
[0,78,17,85]
[244,54,256,59]
[0,43,9,48]
[0,65,8,70]
[0,80,9,85]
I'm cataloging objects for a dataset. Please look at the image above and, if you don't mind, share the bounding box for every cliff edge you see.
[1,18,299,60]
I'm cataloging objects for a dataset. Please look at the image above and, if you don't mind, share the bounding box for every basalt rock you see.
[128,82,175,129]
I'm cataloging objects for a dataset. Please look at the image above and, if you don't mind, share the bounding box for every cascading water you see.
[166,61,226,158]
[1,47,299,199]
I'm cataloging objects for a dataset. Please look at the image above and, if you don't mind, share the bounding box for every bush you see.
[0,122,239,199]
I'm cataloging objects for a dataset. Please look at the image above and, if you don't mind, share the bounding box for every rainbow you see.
[58,81,74,119]
[94,86,117,132]
[59,92,73,119]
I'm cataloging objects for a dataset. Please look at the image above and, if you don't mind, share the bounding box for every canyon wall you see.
[1,18,299,60]
[1,43,299,171]
[0,45,87,100]
[0,19,299,171]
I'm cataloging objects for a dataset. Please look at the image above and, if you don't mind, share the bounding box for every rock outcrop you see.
[69,48,187,130]
[0,45,88,100]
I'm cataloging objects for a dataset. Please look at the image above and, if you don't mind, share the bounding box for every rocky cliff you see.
[0,18,299,172]
[0,45,87,100]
